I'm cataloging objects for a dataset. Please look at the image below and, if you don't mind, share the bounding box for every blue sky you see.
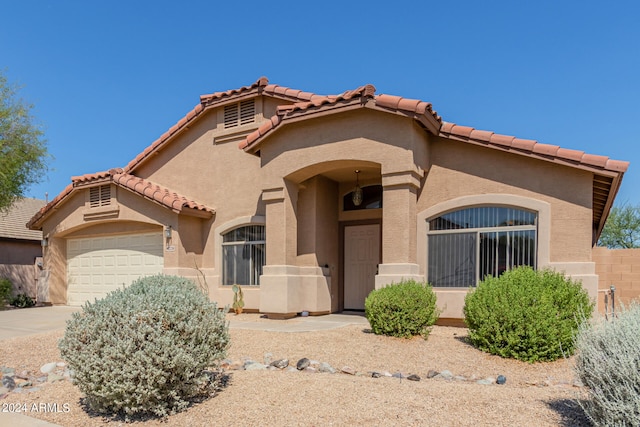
[2,1,639,205]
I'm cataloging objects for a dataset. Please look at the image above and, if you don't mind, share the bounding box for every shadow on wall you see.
[0,262,39,297]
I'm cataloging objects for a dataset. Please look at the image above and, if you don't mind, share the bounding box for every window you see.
[222,225,265,286]
[427,206,537,287]
[89,185,111,208]
[343,185,382,211]
[223,99,255,129]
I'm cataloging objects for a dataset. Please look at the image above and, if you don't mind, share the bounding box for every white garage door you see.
[67,232,164,305]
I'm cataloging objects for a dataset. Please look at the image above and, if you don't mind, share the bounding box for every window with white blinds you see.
[222,225,265,286]
[89,185,111,208]
[223,99,255,129]
[427,206,537,287]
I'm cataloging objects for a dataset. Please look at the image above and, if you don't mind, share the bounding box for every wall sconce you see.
[164,225,172,240]
[41,237,48,248]
[352,170,363,207]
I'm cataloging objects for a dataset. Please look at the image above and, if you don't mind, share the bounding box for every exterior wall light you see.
[164,225,173,239]
[41,237,48,248]
[352,170,363,207]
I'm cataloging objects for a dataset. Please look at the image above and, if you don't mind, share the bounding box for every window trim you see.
[416,195,551,287]
[215,216,266,287]
[427,207,537,287]
[222,225,265,286]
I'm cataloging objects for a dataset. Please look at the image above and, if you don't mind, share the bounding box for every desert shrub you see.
[365,279,439,338]
[58,275,230,418]
[9,293,35,308]
[574,304,640,426]
[0,278,12,309]
[463,266,593,362]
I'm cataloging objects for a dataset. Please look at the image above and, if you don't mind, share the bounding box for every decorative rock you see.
[392,372,404,379]
[263,353,273,365]
[303,367,317,373]
[1,366,15,375]
[454,375,467,381]
[476,379,493,385]
[40,362,57,374]
[370,371,382,378]
[56,362,66,368]
[426,369,439,379]
[2,376,16,390]
[496,375,507,385]
[318,362,336,374]
[270,359,289,369]
[407,374,421,381]
[16,370,30,380]
[341,366,356,375]
[436,370,453,380]
[296,358,310,370]
[47,373,65,383]
[285,367,298,373]
[244,362,268,371]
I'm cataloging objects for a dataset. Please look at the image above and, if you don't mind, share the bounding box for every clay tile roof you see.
[27,170,214,229]
[199,76,269,105]
[240,85,379,151]
[439,121,629,174]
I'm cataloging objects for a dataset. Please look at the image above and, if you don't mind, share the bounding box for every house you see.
[1,198,46,300]
[27,78,628,320]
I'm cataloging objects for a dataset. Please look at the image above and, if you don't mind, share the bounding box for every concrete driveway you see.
[0,306,80,340]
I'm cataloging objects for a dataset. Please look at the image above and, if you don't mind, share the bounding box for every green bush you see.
[0,278,12,309]
[463,267,593,362]
[58,275,230,418]
[365,280,439,338]
[9,293,35,308]
[574,304,640,426]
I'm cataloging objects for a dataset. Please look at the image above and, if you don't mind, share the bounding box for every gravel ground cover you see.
[0,314,591,426]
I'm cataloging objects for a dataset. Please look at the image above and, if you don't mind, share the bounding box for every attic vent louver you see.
[89,185,111,208]
[224,100,255,129]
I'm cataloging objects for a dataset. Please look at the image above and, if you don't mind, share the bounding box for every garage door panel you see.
[67,232,163,305]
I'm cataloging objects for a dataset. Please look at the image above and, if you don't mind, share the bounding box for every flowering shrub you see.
[59,275,230,418]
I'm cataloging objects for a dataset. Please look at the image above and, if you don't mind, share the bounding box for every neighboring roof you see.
[0,198,45,241]
[27,169,214,229]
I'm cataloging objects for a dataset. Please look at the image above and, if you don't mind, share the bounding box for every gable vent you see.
[89,185,111,208]
[224,100,255,129]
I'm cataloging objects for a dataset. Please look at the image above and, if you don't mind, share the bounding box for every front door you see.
[344,224,380,310]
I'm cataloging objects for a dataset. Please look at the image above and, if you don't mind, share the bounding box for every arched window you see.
[222,225,265,286]
[427,206,537,287]
[343,185,383,211]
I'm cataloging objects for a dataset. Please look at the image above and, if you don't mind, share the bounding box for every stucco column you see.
[375,170,424,288]
[261,181,326,317]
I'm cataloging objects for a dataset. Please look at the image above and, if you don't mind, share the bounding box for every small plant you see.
[9,293,35,308]
[232,284,244,314]
[58,275,230,419]
[574,304,640,426]
[365,280,439,339]
[463,266,594,362]
[0,278,12,309]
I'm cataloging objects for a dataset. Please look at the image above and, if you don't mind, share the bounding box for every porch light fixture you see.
[165,225,172,240]
[41,237,48,248]
[352,170,363,207]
